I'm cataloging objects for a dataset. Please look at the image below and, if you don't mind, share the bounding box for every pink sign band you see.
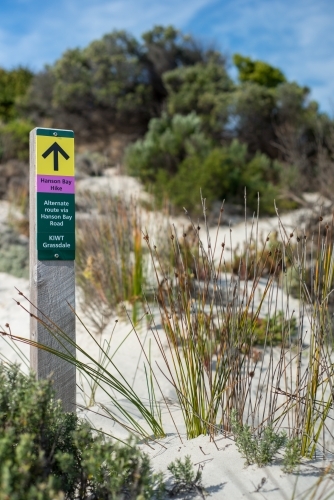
[37,175,75,194]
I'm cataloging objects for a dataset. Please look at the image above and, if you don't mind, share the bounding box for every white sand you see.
[1,285,333,499]
[141,434,334,499]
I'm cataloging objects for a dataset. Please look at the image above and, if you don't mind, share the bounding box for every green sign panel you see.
[37,193,75,233]
[37,233,75,260]
[37,193,75,260]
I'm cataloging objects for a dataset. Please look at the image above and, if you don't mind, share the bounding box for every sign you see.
[29,127,76,412]
[35,128,75,260]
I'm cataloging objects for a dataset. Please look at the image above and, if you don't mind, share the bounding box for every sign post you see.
[30,127,76,411]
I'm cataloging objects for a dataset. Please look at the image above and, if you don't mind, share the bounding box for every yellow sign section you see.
[36,135,74,176]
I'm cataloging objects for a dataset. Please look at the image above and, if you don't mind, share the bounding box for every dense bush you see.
[0,364,164,499]
[170,142,284,214]
[0,240,28,278]
[233,54,286,88]
[125,112,211,182]
[0,67,33,122]
[126,114,285,214]
[20,26,211,138]
[1,25,333,205]
[163,60,233,137]
[0,118,33,161]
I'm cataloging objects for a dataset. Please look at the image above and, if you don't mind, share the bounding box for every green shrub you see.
[126,115,285,215]
[282,437,301,473]
[0,66,33,122]
[166,147,233,213]
[0,243,28,278]
[125,111,211,184]
[233,54,286,88]
[246,311,298,346]
[231,410,301,473]
[168,141,284,214]
[230,409,287,467]
[166,455,206,497]
[0,228,29,278]
[0,118,33,161]
[0,364,164,499]
[163,61,233,136]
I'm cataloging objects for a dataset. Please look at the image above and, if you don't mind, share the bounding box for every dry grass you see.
[3,193,334,467]
[7,184,29,237]
[138,196,334,460]
[76,192,145,331]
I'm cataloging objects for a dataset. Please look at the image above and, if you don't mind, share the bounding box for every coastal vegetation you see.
[0,25,333,215]
[1,24,334,499]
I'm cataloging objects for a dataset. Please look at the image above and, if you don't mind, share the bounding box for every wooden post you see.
[29,127,76,412]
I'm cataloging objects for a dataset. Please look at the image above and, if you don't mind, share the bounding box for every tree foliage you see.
[2,24,333,211]
[142,25,207,76]
[23,32,154,135]
[141,25,209,102]
[21,26,210,138]
[0,119,33,161]
[0,67,33,122]
[126,113,283,214]
[163,61,233,136]
[126,112,211,182]
[233,53,286,88]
